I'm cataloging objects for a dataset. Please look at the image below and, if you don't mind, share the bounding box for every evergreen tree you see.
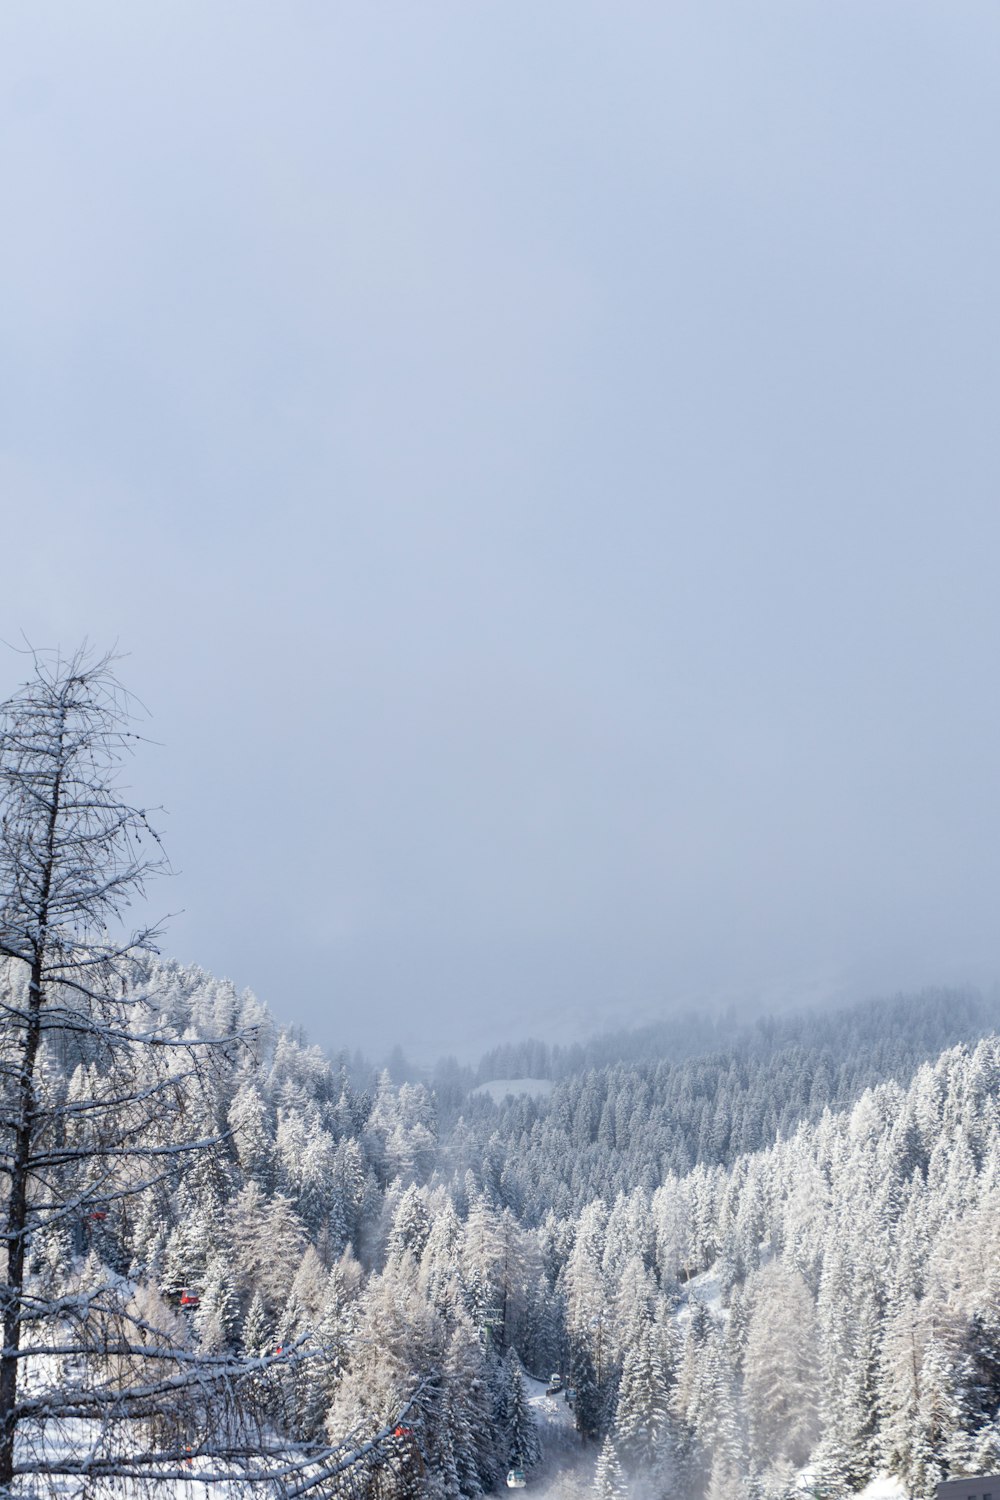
[195,1254,241,1352]
[443,1320,493,1496]
[571,1338,602,1443]
[593,1435,627,1500]
[743,1264,820,1472]
[503,1349,540,1468]
[614,1322,672,1471]
[242,1289,272,1357]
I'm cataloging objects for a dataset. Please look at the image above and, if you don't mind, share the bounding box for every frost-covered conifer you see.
[228,1079,275,1189]
[743,1264,820,1471]
[241,1288,272,1357]
[593,1436,626,1500]
[503,1349,540,1468]
[614,1322,672,1471]
[195,1254,241,1352]
[571,1339,602,1443]
[389,1183,433,1260]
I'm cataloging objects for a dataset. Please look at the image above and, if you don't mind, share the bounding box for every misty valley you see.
[4,657,1000,1500]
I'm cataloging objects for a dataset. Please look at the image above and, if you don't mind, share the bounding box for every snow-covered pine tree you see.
[743,1263,820,1475]
[593,1435,626,1500]
[442,1319,494,1497]
[195,1252,242,1352]
[503,1349,540,1469]
[570,1337,602,1443]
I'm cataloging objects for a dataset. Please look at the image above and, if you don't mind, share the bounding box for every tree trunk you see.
[0,743,60,1493]
[0,953,44,1493]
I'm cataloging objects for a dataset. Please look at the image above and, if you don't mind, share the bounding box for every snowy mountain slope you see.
[458,986,1000,1221]
[12,953,1000,1500]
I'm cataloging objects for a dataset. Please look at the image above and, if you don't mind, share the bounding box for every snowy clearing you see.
[472,1079,555,1103]
[675,1264,726,1324]
[524,1375,576,1438]
[523,1374,580,1485]
[852,1480,906,1500]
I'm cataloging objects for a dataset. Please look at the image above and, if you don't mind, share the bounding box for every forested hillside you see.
[456,987,1000,1217]
[4,659,999,1500]
[9,943,1000,1500]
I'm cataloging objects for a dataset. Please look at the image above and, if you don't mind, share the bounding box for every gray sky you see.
[3,3,1000,1061]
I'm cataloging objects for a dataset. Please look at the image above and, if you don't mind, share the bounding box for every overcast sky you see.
[3,3,1000,1062]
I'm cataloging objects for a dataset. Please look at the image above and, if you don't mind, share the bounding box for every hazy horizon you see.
[4,4,1000,1061]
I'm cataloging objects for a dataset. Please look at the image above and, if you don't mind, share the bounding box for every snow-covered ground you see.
[472,1079,555,1103]
[515,1376,591,1500]
[523,1372,583,1490]
[852,1480,906,1500]
[524,1375,577,1440]
[674,1264,727,1325]
[793,1464,906,1498]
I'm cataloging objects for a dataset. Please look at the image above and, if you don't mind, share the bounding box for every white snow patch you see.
[675,1264,727,1323]
[473,1078,555,1103]
[793,1466,905,1498]
[524,1375,576,1435]
[796,1471,904,1500]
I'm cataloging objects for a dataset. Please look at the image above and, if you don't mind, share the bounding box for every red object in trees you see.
[179,1290,200,1308]
[89,1210,107,1222]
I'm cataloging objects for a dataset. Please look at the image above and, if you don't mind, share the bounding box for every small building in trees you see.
[936,1480,1000,1500]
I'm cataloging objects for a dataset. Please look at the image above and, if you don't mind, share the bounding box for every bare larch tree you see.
[0,652,263,1495]
[0,648,420,1500]
[0,646,237,1491]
